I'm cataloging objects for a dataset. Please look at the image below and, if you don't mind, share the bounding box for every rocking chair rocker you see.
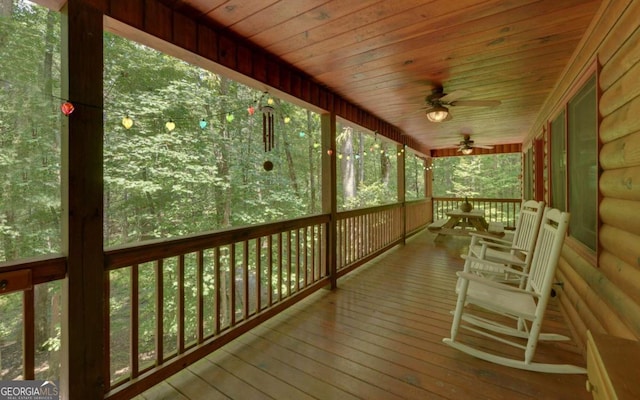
[443,208,586,374]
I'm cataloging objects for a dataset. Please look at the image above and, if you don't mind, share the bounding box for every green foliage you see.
[432,154,521,199]
[336,122,399,210]
[0,2,61,262]
[103,34,322,246]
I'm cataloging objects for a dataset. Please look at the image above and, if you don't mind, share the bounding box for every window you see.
[523,147,534,200]
[550,111,566,211]
[568,75,597,250]
[548,74,597,251]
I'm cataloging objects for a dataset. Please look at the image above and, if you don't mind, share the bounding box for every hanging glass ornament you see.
[299,132,305,138]
[122,115,134,129]
[199,119,208,129]
[165,119,176,131]
[247,106,255,116]
[226,113,235,123]
[284,116,291,124]
[60,101,75,116]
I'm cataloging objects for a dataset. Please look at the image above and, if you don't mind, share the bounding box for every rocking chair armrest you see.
[456,271,539,297]
[469,232,512,246]
[476,239,525,253]
[462,253,528,268]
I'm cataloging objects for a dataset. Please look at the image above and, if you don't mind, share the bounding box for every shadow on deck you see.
[136,229,589,400]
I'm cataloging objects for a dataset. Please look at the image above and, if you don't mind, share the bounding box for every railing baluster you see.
[243,240,249,320]
[230,244,236,326]
[267,235,273,307]
[177,256,185,353]
[277,232,283,302]
[214,247,221,335]
[256,237,261,314]
[295,229,301,292]
[22,285,34,380]
[155,260,164,365]
[303,227,308,287]
[131,264,139,378]
[104,271,112,384]
[196,251,204,343]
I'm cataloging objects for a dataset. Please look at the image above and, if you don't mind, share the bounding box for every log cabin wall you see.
[80,0,429,156]
[525,0,640,348]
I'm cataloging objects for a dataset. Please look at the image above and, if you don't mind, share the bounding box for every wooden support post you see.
[60,1,105,398]
[397,143,406,244]
[321,113,337,289]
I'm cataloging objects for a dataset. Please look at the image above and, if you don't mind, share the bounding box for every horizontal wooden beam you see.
[430,143,522,157]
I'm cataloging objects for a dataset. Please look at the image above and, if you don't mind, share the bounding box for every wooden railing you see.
[432,197,521,229]
[335,204,405,275]
[406,198,432,235]
[103,214,330,399]
[0,256,66,381]
[0,200,435,398]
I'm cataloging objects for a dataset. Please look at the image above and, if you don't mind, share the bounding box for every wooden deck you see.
[135,229,589,400]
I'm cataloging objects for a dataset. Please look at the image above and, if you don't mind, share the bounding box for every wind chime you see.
[261,103,275,152]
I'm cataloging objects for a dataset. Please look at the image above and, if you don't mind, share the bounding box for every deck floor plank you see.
[139,230,590,400]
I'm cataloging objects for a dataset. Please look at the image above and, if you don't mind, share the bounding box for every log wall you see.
[525,0,640,348]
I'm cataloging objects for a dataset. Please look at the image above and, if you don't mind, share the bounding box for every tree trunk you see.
[380,142,390,186]
[307,110,316,213]
[340,127,356,201]
[278,99,299,197]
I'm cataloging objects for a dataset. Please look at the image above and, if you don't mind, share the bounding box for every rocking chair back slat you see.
[527,208,569,295]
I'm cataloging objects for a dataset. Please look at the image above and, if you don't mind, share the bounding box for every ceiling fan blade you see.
[474,144,495,149]
[439,89,471,103]
[449,99,501,107]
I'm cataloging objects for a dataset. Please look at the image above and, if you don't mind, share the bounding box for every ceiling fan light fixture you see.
[461,147,473,155]
[425,105,449,122]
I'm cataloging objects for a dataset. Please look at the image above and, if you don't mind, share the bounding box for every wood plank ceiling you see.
[140,1,604,150]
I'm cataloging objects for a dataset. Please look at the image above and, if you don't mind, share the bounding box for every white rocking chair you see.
[466,200,545,287]
[443,208,586,374]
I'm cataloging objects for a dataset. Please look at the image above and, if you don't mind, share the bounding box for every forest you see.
[432,153,521,199]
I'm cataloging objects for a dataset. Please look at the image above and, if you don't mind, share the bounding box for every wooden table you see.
[428,209,503,239]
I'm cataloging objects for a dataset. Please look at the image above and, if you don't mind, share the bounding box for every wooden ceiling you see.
[56,0,603,151]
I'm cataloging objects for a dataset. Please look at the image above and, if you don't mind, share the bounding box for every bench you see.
[428,219,449,232]
[487,221,505,235]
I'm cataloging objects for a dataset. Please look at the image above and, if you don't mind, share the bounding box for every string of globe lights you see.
[60,99,410,154]
[58,96,416,174]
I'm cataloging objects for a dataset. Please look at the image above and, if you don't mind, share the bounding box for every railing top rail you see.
[337,202,402,219]
[0,255,66,285]
[433,197,521,204]
[405,198,430,205]
[105,213,330,270]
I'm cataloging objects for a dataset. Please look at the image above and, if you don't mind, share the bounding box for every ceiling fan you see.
[423,86,501,122]
[458,134,494,154]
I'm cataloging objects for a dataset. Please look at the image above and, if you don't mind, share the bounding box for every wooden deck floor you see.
[136,229,589,400]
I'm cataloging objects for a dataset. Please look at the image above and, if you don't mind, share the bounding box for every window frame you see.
[546,61,599,258]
